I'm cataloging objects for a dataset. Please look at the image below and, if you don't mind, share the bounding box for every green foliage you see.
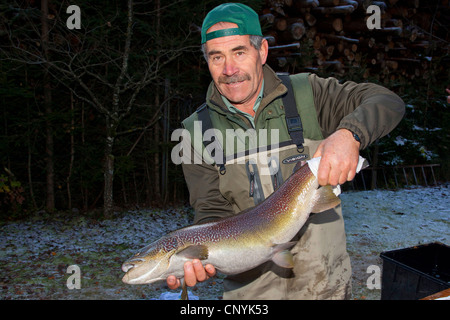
[0,172,25,217]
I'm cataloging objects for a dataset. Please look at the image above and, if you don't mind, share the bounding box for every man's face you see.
[204,22,268,112]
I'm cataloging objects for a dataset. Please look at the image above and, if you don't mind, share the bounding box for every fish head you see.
[121,238,178,285]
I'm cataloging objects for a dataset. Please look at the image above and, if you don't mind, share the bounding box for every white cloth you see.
[307,156,369,196]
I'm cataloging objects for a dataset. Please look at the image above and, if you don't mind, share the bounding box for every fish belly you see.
[206,243,273,275]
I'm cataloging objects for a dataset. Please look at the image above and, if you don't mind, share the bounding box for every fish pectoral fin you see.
[271,242,296,268]
[311,185,341,213]
[272,250,294,268]
[176,245,209,260]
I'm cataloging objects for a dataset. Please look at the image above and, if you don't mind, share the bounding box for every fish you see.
[121,156,368,285]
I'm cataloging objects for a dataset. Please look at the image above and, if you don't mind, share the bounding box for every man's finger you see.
[346,162,358,182]
[183,261,197,287]
[192,259,207,282]
[205,264,216,277]
[167,275,180,290]
[328,164,341,186]
[317,159,331,186]
[338,171,348,185]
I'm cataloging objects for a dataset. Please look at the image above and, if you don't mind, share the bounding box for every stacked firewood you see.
[261,0,450,82]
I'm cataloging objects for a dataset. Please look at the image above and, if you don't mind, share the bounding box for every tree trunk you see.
[103,0,133,217]
[67,91,75,211]
[25,68,38,210]
[153,0,162,202]
[162,78,170,204]
[41,0,55,212]
[103,117,116,217]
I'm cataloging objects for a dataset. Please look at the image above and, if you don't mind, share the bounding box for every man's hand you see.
[312,129,360,186]
[166,259,216,290]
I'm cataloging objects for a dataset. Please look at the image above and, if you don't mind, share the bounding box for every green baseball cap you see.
[201,3,262,44]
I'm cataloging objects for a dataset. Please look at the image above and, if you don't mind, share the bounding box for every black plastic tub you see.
[380,242,450,300]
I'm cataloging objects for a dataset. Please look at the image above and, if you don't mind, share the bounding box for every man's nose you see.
[222,57,239,76]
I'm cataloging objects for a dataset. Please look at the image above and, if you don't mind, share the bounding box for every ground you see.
[0,185,448,300]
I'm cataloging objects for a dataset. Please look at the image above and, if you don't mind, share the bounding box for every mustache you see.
[219,73,251,84]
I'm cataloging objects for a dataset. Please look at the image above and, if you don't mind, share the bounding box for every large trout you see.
[122,157,367,285]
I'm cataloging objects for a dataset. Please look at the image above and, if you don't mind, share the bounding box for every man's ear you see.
[260,38,269,65]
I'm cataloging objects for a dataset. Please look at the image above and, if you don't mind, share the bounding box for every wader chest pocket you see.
[246,160,265,206]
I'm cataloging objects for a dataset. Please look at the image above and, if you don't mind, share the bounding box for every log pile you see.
[261,0,450,83]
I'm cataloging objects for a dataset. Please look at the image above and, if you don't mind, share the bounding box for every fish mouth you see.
[122,272,141,284]
[121,258,145,273]
[121,260,141,284]
[121,264,164,285]
[122,263,134,273]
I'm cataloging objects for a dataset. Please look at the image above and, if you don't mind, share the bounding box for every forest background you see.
[0,0,449,219]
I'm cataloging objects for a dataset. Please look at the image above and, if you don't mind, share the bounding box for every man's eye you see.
[235,51,246,60]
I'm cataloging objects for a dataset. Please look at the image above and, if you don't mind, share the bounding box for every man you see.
[167,3,405,299]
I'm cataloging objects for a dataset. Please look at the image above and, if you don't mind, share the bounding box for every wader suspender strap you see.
[196,103,227,175]
[278,74,305,152]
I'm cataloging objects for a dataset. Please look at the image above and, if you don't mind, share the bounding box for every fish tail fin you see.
[311,185,341,213]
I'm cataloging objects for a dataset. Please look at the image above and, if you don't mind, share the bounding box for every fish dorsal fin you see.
[311,185,341,213]
[176,245,209,260]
